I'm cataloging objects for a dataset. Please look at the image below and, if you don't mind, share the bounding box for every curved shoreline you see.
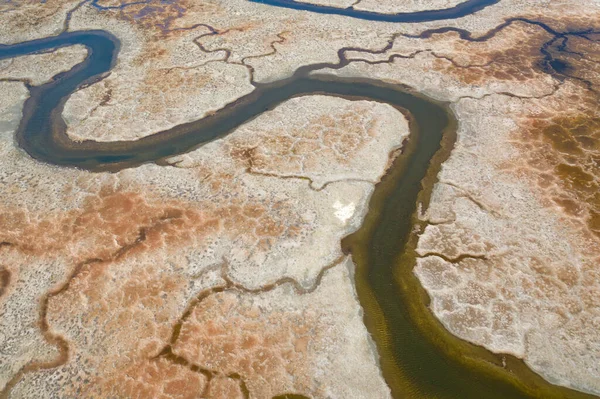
[248,0,500,22]
[0,31,595,399]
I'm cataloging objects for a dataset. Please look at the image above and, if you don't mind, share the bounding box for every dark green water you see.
[341,90,597,399]
[1,32,596,399]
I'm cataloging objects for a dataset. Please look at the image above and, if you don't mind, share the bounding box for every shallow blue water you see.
[248,0,499,22]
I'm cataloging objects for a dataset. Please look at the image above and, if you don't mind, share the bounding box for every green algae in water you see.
[343,94,597,399]
[2,31,596,398]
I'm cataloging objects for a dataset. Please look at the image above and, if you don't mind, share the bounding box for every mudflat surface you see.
[1,0,600,398]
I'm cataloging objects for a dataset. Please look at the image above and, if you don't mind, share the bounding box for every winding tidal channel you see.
[250,0,500,23]
[0,2,597,398]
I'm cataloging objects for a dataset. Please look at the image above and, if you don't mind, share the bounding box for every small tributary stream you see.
[0,18,594,399]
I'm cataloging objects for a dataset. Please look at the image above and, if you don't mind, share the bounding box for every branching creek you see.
[0,1,598,398]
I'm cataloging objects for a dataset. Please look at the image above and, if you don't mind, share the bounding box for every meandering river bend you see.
[249,0,500,22]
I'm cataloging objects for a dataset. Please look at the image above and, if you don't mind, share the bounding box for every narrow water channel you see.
[248,0,500,23]
[0,31,595,399]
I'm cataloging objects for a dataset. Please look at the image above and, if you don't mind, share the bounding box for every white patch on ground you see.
[333,200,356,224]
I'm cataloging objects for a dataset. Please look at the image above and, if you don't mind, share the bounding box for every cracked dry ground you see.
[2,0,600,398]
[327,12,600,394]
[0,80,403,397]
[349,14,600,396]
